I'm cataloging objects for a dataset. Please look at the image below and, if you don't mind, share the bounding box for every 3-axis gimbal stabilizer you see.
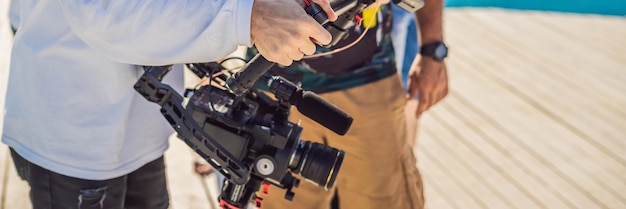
[135,61,350,209]
[134,0,422,208]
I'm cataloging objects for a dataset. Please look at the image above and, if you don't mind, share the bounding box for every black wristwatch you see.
[420,41,448,62]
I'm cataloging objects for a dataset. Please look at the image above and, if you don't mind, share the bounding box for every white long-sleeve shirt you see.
[2,0,253,180]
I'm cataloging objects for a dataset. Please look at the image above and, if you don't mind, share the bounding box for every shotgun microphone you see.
[294,91,353,135]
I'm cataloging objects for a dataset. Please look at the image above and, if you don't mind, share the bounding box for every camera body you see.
[188,85,296,183]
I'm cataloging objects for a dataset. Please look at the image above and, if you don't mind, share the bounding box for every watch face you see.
[421,42,448,61]
[434,44,448,61]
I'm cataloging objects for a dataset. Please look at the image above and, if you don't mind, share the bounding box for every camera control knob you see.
[255,157,276,176]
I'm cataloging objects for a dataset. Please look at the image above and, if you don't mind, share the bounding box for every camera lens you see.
[290,141,345,190]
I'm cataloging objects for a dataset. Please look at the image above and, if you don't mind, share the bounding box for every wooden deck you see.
[418,8,626,209]
[1,4,626,209]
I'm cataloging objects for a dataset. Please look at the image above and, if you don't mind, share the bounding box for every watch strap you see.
[420,41,444,58]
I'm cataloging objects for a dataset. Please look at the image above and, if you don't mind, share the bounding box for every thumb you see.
[407,78,419,100]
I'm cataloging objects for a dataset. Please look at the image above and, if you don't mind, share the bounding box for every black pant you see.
[10,148,169,209]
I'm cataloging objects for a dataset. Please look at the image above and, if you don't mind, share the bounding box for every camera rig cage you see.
[133,0,423,208]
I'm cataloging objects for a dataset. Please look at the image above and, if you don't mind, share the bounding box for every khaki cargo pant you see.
[258,74,424,209]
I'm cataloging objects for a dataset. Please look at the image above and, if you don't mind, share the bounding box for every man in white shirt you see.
[3,0,337,208]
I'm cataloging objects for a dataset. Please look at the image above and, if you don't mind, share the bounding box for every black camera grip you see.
[225,3,330,96]
[225,54,275,96]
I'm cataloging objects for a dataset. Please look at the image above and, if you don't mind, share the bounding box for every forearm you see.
[414,0,444,44]
[406,0,449,120]
[58,0,253,65]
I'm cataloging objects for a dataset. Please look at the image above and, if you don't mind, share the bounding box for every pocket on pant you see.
[337,147,425,208]
[78,187,108,209]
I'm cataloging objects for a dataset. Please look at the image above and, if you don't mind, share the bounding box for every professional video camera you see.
[135,61,351,209]
[134,0,423,208]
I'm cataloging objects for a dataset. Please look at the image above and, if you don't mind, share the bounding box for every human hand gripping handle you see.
[225,0,355,136]
[226,0,334,96]
[250,0,336,66]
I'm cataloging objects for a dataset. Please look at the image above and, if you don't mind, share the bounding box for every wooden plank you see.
[443,82,626,209]
[415,134,489,209]
[440,11,626,207]
[452,9,626,119]
[416,130,460,209]
[427,103,560,209]
[447,46,626,208]
[515,12,626,121]
[425,70,588,208]
[428,9,626,209]
[532,12,626,61]
[463,9,626,110]
[419,113,535,209]
[455,9,626,98]
[484,10,626,114]
[457,9,626,179]
[435,95,580,209]
[447,9,626,170]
